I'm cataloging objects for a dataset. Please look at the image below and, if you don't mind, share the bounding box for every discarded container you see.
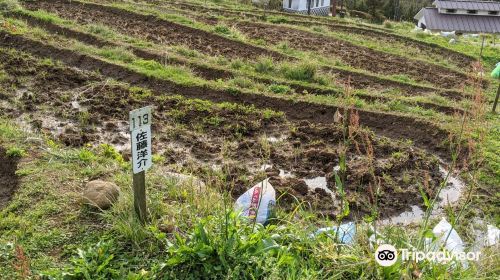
[486,224,500,247]
[311,222,356,244]
[234,179,276,225]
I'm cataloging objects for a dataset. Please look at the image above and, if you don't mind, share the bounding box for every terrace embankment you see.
[24,0,285,60]
[0,31,455,161]
[25,0,470,91]
[234,21,468,89]
[12,11,466,115]
[0,47,445,219]
[19,3,467,101]
[0,32,458,162]
[161,0,475,68]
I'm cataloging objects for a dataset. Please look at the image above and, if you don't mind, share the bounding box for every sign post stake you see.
[129,106,153,224]
[133,171,147,223]
[493,83,500,113]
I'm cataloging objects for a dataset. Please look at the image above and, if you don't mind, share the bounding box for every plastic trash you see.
[491,62,500,79]
[432,218,469,267]
[311,222,356,244]
[234,178,276,225]
[432,218,465,254]
[440,31,456,38]
[486,224,500,247]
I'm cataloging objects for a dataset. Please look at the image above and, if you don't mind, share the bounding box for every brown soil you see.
[0,31,455,161]
[0,147,19,209]
[13,12,465,116]
[163,0,475,68]
[0,46,451,219]
[17,5,466,102]
[9,12,234,81]
[234,21,468,89]
[24,0,284,61]
[25,0,473,95]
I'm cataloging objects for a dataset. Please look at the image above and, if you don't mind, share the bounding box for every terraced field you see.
[0,0,498,278]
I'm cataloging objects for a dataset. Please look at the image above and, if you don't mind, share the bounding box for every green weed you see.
[268,84,291,94]
[6,147,26,157]
[282,63,317,82]
[254,57,274,74]
[0,0,20,12]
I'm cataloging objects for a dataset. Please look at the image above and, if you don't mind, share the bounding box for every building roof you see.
[433,0,500,11]
[418,7,500,33]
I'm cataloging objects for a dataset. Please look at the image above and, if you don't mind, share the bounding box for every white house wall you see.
[283,0,331,16]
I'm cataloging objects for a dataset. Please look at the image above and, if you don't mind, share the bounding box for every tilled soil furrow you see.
[24,0,284,61]
[20,1,468,100]
[14,12,465,115]
[25,0,470,91]
[161,0,475,68]
[234,21,468,89]
[0,48,446,219]
[9,12,234,81]
[0,31,452,160]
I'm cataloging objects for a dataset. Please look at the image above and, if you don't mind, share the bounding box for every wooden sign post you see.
[129,106,153,223]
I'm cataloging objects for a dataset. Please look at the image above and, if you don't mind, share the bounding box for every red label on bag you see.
[248,187,261,221]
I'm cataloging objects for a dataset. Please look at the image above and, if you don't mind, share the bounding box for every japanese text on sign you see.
[130,107,152,174]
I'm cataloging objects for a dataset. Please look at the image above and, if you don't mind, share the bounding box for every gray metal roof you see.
[433,0,500,11]
[422,7,500,33]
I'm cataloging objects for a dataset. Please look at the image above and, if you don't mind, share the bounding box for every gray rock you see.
[82,180,120,210]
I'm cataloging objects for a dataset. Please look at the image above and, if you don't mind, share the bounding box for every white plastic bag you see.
[432,218,465,254]
[234,179,276,225]
[311,222,356,244]
[486,224,500,247]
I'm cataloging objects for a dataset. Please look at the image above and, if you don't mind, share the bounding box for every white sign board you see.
[130,107,152,174]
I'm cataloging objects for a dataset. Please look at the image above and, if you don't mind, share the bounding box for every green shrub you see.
[6,147,26,158]
[230,59,244,70]
[283,63,317,82]
[87,24,115,38]
[231,77,254,89]
[61,241,121,279]
[78,148,96,163]
[214,24,231,35]
[268,16,288,24]
[383,20,393,29]
[268,84,291,94]
[254,57,274,73]
[0,0,20,12]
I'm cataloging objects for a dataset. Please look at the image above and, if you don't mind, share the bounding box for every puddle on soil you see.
[279,169,293,178]
[438,165,464,206]
[380,205,425,225]
[304,176,336,201]
[381,164,466,225]
[266,135,287,143]
[260,164,273,171]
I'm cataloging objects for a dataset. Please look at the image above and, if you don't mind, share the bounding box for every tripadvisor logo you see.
[375,244,398,267]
